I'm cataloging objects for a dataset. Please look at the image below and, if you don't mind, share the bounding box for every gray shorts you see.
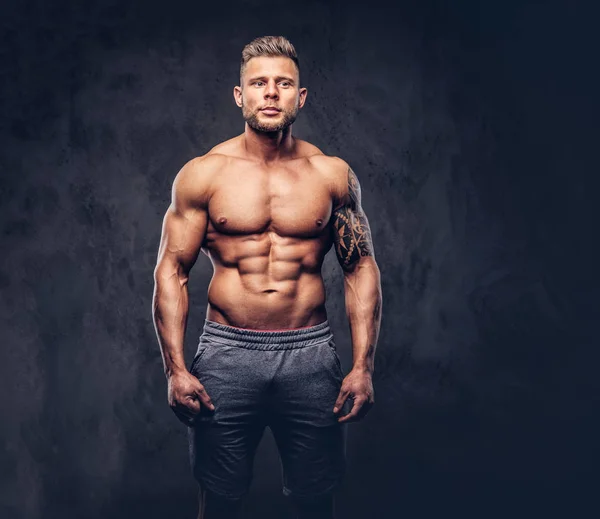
[187,319,349,501]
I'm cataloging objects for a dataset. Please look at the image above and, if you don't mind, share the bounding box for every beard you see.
[242,102,299,133]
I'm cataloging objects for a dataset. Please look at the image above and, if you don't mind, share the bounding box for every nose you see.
[264,79,279,99]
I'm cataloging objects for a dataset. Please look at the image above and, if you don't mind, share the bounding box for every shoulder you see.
[293,138,326,158]
[207,134,245,157]
[298,143,348,178]
[173,135,244,189]
[305,152,354,180]
[174,153,225,184]
[292,138,347,180]
[172,153,226,209]
[306,154,362,210]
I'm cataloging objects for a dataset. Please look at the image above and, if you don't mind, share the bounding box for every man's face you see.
[234,56,307,133]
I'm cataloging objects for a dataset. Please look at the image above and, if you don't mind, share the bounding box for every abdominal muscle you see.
[204,236,330,330]
[206,272,327,330]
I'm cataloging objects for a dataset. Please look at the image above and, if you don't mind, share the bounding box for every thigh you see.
[269,340,348,498]
[189,419,265,500]
[188,337,268,499]
[269,339,347,426]
[271,419,346,499]
[190,337,267,425]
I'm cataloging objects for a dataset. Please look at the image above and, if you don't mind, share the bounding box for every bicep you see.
[154,162,210,280]
[331,166,375,272]
[156,204,207,277]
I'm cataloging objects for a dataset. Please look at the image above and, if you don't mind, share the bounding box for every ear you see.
[233,85,243,108]
[298,87,308,109]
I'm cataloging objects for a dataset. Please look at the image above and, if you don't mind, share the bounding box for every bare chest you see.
[207,169,333,238]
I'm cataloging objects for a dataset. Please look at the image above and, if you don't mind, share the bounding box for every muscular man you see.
[152,36,382,519]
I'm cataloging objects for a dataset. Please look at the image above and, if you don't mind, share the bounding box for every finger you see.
[184,397,202,415]
[353,399,373,421]
[172,394,201,417]
[195,386,215,411]
[333,389,350,414]
[338,397,366,423]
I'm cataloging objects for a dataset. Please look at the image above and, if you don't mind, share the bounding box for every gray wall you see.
[1,0,598,517]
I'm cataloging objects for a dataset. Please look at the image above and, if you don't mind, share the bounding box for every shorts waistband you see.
[201,319,333,350]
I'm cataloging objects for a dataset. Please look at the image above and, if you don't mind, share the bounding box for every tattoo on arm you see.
[332,167,374,271]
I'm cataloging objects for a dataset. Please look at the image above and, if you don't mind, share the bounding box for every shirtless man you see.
[152,36,382,519]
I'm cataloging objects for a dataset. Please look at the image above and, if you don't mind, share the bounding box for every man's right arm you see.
[152,157,215,424]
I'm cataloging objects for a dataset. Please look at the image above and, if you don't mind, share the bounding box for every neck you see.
[242,123,295,163]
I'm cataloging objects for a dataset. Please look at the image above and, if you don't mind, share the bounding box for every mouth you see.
[260,107,281,114]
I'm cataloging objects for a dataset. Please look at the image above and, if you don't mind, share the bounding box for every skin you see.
[152,55,383,518]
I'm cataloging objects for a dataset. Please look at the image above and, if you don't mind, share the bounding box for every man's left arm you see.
[331,164,383,423]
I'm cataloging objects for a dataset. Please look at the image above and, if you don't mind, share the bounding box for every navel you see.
[218,217,227,225]
[316,218,323,226]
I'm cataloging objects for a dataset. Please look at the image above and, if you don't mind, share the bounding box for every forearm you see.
[152,266,190,379]
[344,259,382,375]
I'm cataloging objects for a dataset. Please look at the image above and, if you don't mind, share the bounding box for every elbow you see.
[345,256,381,283]
[153,263,171,283]
[153,260,189,287]
[343,257,382,306]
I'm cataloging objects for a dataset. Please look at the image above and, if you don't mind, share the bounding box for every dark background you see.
[1,0,598,517]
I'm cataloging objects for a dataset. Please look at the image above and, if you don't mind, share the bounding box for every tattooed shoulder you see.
[347,167,361,210]
[332,166,374,272]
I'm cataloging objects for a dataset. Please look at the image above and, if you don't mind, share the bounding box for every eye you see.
[253,81,264,87]
[279,81,290,87]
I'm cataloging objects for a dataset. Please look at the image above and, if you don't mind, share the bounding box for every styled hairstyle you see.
[240,36,300,84]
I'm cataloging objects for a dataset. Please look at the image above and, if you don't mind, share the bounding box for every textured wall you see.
[1,0,598,518]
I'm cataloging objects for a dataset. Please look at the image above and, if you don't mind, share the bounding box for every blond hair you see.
[240,36,299,84]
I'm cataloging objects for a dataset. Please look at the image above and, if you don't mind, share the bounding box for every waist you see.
[200,319,333,350]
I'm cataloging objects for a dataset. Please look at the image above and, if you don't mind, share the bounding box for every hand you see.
[333,368,375,423]
[167,369,215,426]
